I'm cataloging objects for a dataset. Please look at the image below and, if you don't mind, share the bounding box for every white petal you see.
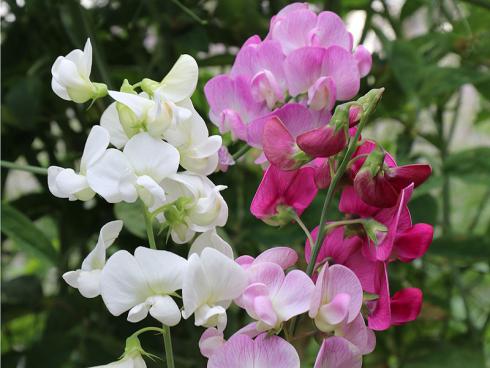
[101,102,129,149]
[51,77,70,100]
[123,133,180,182]
[63,270,81,289]
[48,166,69,198]
[182,253,210,318]
[158,54,198,102]
[194,304,227,331]
[80,126,111,172]
[81,220,123,271]
[108,91,153,119]
[77,269,102,298]
[100,250,152,316]
[127,302,150,323]
[136,175,166,210]
[55,168,91,197]
[86,149,138,203]
[82,38,93,78]
[201,248,247,302]
[134,247,187,293]
[189,229,233,259]
[149,295,181,326]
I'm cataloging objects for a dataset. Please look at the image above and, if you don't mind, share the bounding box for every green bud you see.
[120,79,136,94]
[92,82,108,99]
[141,78,160,95]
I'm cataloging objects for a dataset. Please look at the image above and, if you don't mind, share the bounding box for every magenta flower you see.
[250,164,318,224]
[208,333,299,368]
[353,144,432,208]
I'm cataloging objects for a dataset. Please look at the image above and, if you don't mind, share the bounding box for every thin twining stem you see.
[1,160,48,175]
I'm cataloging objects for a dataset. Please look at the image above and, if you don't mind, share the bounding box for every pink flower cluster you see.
[205,2,371,166]
[201,3,433,367]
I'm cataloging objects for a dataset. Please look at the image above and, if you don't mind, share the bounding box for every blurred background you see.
[1,0,489,367]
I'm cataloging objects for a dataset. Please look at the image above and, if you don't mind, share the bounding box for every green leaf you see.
[1,203,57,264]
[444,147,490,184]
[428,235,490,259]
[114,201,146,239]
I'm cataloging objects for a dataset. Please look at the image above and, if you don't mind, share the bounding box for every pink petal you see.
[262,117,298,170]
[273,270,315,322]
[217,146,235,173]
[340,314,376,355]
[393,223,433,262]
[386,164,432,191]
[353,45,372,77]
[314,337,362,368]
[310,11,352,51]
[309,263,329,318]
[270,9,317,54]
[367,262,391,331]
[254,334,300,368]
[321,46,360,100]
[310,158,331,189]
[327,265,363,323]
[390,288,423,325]
[246,262,285,293]
[339,186,379,218]
[284,47,325,96]
[233,322,261,339]
[296,124,347,158]
[318,292,351,325]
[236,255,255,269]
[307,76,337,111]
[254,295,278,327]
[208,334,255,368]
[255,247,298,269]
[354,169,400,208]
[251,70,284,108]
[199,328,225,359]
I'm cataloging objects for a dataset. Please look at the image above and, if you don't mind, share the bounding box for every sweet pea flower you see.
[217,146,235,172]
[182,247,247,331]
[163,99,222,175]
[51,39,107,103]
[63,220,123,298]
[250,164,318,225]
[160,172,228,244]
[239,261,314,332]
[90,353,146,368]
[230,36,287,109]
[189,229,234,259]
[208,333,300,368]
[236,246,298,271]
[101,54,198,147]
[100,247,187,326]
[86,132,179,207]
[308,263,363,332]
[205,75,268,141]
[353,144,431,208]
[48,125,110,201]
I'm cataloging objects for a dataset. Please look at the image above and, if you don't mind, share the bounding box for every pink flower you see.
[309,263,363,331]
[250,164,318,225]
[314,336,362,368]
[236,246,298,271]
[207,333,300,368]
[204,75,267,141]
[238,261,314,331]
[353,144,432,208]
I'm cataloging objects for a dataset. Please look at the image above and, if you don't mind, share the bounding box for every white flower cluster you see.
[48,38,227,244]
[48,39,247,341]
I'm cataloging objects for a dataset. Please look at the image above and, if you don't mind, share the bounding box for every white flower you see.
[48,125,110,201]
[182,248,247,331]
[100,247,187,326]
[63,220,123,298]
[101,54,198,148]
[163,99,222,175]
[86,132,179,206]
[189,229,234,259]
[51,39,107,103]
[160,172,228,244]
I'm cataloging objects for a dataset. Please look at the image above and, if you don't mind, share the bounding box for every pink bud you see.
[390,288,423,325]
[296,125,347,158]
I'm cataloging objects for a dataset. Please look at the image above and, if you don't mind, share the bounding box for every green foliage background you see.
[1,0,490,367]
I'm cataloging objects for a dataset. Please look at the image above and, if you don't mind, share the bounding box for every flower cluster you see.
[205,2,371,169]
[47,3,433,368]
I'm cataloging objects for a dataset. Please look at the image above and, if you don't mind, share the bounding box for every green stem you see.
[170,0,207,25]
[306,92,382,276]
[142,207,175,367]
[130,326,165,339]
[162,325,175,368]
[0,160,48,175]
[232,145,252,161]
[144,207,157,250]
[291,212,314,249]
